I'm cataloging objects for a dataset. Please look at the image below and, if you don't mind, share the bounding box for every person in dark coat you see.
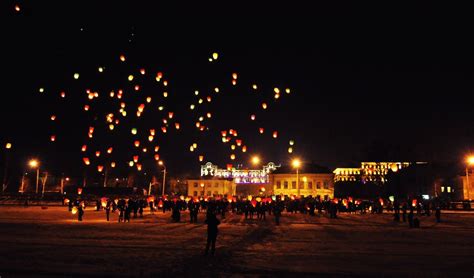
[105,201,111,221]
[435,206,441,223]
[204,212,220,256]
[78,206,84,221]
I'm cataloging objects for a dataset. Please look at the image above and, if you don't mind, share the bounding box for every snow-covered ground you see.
[0,206,472,277]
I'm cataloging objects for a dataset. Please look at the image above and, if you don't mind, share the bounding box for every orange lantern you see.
[154,146,160,152]
[230,154,236,160]
[134,140,140,147]
[232,80,237,86]
[97,165,104,172]
[78,188,83,195]
[83,157,90,165]
[161,127,167,133]
[81,145,87,152]
[111,162,116,168]
[199,155,204,162]
[95,151,101,157]
[119,55,126,62]
[148,136,154,142]
[134,85,140,91]
[154,154,160,161]
[137,164,142,171]
[232,73,238,79]
[50,135,56,142]
[133,155,139,163]
[236,139,242,146]
[250,114,255,120]
[168,112,174,119]
[107,147,113,154]
[60,91,66,98]
[150,129,156,136]
[273,131,278,138]
[175,123,180,130]
[262,103,267,109]
[140,68,146,75]
[226,164,233,171]
[259,128,264,134]
[84,105,90,111]
[221,131,227,137]
[156,72,163,79]
[242,146,247,152]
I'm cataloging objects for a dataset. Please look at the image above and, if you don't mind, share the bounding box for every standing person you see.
[402,203,407,222]
[78,205,84,222]
[204,212,220,256]
[273,203,282,225]
[435,206,441,223]
[105,201,111,221]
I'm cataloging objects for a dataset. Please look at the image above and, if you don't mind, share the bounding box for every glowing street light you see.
[158,160,167,196]
[29,159,40,194]
[251,156,260,166]
[292,158,301,197]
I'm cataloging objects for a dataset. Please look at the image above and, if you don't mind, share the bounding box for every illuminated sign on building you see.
[200,162,280,184]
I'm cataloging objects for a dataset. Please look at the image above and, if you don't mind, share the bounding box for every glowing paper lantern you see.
[148,135,154,142]
[161,127,167,133]
[158,106,164,111]
[232,73,238,79]
[142,148,147,153]
[189,146,194,152]
[5,143,12,149]
[131,128,137,135]
[227,164,233,171]
[231,145,236,150]
[137,164,142,171]
[250,114,256,120]
[163,80,168,86]
[140,68,146,75]
[14,4,20,12]
[289,140,295,146]
[156,72,163,79]
[133,156,139,163]
[242,146,247,153]
[111,162,116,168]
[39,88,44,93]
[107,147,113,154]
[154,154,160,161]
[212,52,219,60]
[259,128,264,134]
[98,67,104,72]
[168,112,174,119]
[71,207,78,215]
[154,146,160,152]
[109,124,114,130]
[232,80,237,86]
[120,55,126,62]
[236,139,242,146]
[252,84,258,90]
[129,161,134,167]
[230,154,236,160]
[192,143,198,149]
[175,123,180,130]
[190,104,195,110]
[74,73,80,79]
[95,151,101,157]
[199,155,204,162]
[262,103,267,109]
[98,165,104,172]
[50,135,56,142]
[273,131,278,138]
[60,92,66,98]
[274,94,280,99]
[134,140,140,147]
[163,92,168,98]
[83,157,90,165]
[207,112,212,118]
[195,122,200,128]
[274,87,280,94]
[128,75,134,81]
[110,92,115,98]
[195,90,199,96]
[134,85,140,91]
[199,116,204,122]
[288,147,293,153]
[51,115,56,121]
[214,87,219,93]
[146,97,152,103]
[198,98,203,104]
[285,88,291,94]
[207,96,212,102]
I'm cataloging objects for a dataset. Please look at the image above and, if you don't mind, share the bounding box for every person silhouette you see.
[204,211,220,256]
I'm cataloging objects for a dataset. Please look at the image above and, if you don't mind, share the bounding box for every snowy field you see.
[0,206,473,277]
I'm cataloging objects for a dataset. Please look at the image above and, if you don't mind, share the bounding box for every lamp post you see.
[292,158,301,197]
[3,143,12,193]
[159,160,167,196]
[29,159,40,194]
[466,156,474,200]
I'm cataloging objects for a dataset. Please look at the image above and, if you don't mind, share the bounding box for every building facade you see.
[334,162,413,184]
[270,173,334,199]
[187,178,236,197]
[460,174,474,200]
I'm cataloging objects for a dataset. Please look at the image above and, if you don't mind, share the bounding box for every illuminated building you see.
[270,164,334,199]
[334,162,413,184]
[187,178,237,197]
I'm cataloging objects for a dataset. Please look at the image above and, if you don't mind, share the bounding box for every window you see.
[215,182,219,187]
[291,181,296,189]
[193,182,198,188]
[441,186,445,192]
[284,181,288,189]
[299,181,304,189]
[447,186,451,193]
[316,182,321,189]
[308,181,313,189]
[323,181,329,189]
[276,181,281,189]
[193,191,198,196]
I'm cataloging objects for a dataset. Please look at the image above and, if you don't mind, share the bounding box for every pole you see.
[2,152,9,193]
[296,168,300,197]
[466,167,470,200]
[20,173,25,193]
[41,172,48,198]
[35,167,40,194]
[60,176,64,195]
[161,167,166,196]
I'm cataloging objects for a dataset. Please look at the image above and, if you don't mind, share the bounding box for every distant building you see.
[187,178,237,197]
[334,162,414,184]
[270,164,334,199]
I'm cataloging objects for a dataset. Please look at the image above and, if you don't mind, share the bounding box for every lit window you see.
[194,182,198,187]
[292,181,296,189]
[284,181,288,189]
[214,191,218,195]
[276,181,281,189]
[193,191,198,196]
[324,181,329,189]
[447,186,451,193]
[441,186,444,192]
[308,182,313,189]
[316,182,321,189]
[215,182,219,187]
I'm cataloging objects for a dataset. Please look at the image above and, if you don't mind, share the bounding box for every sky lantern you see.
[88,93,94,100]
[148,135,154,142]
[230,154,236,160]
[60,92,66,98]
[107,147,113,154]
[74,73,80,79]
[198,98,203,104]
[236,139,242,146]
[262,103,268,109]
[109,124,114,130]
[212,52,219,60]
[250,114,256,120]
[273,131,278,138]
[259,127,264,134]
[161,127,167,133]
[227,164,233,171]
[221,131,227,137]
[133,155,139,163]
[226,137,231,142]
[89,126,94,134]
[5,143,12,149]
[229,129,234,135]
[14,4,20,12]
[129,161,134,167]
[195,122,200,128]
[288,147,293,153]
[199,155,204,162]
[39,88,44,93]
[146,97,152,103]
[232,80,237,86]
[274,94,280,99]
[154,154,160,161]
[195,90,199,96]
[134,140,140,147]
[207,96,212,102]
[110,91,115,98]
[154,146,160,152]
[137,164,142,171]
[131,128,137,135]
[214,87,220,93]
[158,106,164,111]
[232,73,238,79]
[163,80,168,86]
[134,85,140,91]
[206,112,212,118]
[111,162,116,168]
[83,157,90,165]
[50,115,56,121]
[168,112,174,119]
[192,143,198,149]
[289,140,295,146]
[199,126,205,131]
[274,87,280,94]
[163,119,168,124]
[98,67,104,72]
[221,137,227,143]
[120,55,126,61]
[190,104,195,110]
[88,133,93,138]
[128,75,134,81]
[242,146,247,152]
[199,116,204,122]
[98,165,104,172]
[190,146,194,152]
[142,148,147,153]
[150,129,156,136]
[163,92,168,98]
[95,151,101,157]
[231,145,236,150]
[175,123,180,130]
[140,68,146,75]
[252,84,258,90]
[50,135,56,142]
[285,88,291,94]
[157,72,163,79]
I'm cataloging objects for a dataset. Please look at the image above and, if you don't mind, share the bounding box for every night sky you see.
[2,2,473,180]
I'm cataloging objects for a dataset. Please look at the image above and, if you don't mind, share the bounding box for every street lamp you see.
[251,155,261,167]
[292,158,301,197]
[158,160,167,196]
[466,155,474,200]
[29,159,40,194]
